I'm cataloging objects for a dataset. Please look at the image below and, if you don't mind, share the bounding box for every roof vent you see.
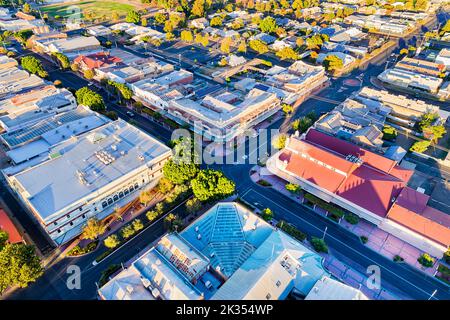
[195,226,199,232]
[197,233,202,240]
[126,285,134,294]
[138,154,145,161]
[111,144,117,151]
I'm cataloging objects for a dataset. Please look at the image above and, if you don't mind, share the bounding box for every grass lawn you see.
[41,0,137,20]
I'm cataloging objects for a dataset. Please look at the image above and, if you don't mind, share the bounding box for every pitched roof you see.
[387,188,450,247]
[280,130,413,217]
[74,52,122,69]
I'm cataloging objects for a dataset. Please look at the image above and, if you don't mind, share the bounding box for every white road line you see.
[244,187,439,299]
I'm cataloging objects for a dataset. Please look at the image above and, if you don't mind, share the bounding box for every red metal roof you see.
[74,52,122,70]
[387,197,450,248]
[0,209,22,244]
[305,129,398,174]
[280,133,413,217]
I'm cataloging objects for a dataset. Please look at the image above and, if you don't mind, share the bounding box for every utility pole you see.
[322,226,328,240]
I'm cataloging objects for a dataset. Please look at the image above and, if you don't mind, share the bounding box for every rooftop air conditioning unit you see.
[197,234,202,240]
[195,226,199,232]
[126,285,134,294]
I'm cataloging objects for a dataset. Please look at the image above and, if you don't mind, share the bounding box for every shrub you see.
[304,193,345,218]
[257,179,272,187]
[285,183,301,194]
[146,210,159,222]
[121,225,136,239]
[344,213,359,225]
[418,253,435,268]
[444,250,450,264]
[276,220,307,242]
[360,236,368,244]
[261,208,274,222]
[104,235,120,249]
[98,264,121,287]
[132,219,144,232]
[394,255,404,263]
[67,241,98,256]
[311,237,328,253]
[382,125,397,141]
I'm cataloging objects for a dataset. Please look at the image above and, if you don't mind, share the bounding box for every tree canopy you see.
[259,16,277,33]
[75,87,106,112]
[191,169,235,201]
[126,10,141,24]
[0,243,43,294]
[20,56,47,78]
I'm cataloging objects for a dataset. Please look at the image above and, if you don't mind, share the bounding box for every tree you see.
[75,87,106,112]
[220,37,233,54]
[276,47,299,60]
[107,80,133,101]
[132,219,144,232]
[311,237,328,253]
[0,230,8,250]
[146,210,159,222]
[156,177,173,194]
[180,30,193,42]
[20,56,47,78]
[53,52,70,69]
[261,208,273,222]
[163,159,199,185]
[259,16,277,33]
[282,103,294,115]
[237,39,247,53]
[104,235,120,249]
[70,63,79,72]
[22,2,31,13]
[322,54,344,71]
[296,37,304,48]
[409,140,430,153]
[191,0,205,17]
[126,10,141,24]
[141,17,148,27]
[418,253,434,268]
[191,169,235,201]
[210,16,223,27]
[83,69,95,79]
[0,243,43,294]
[121,225,136,239]
[164,213,183,231]
[272,134,287,150]
[155,12,167,25]
[382,125,397,141]
[186,197,201,213]
[139,190,153,205]
[285,183,301,194]
[292,116,312,132]
[81,218,106,240]
[249,39,269,54]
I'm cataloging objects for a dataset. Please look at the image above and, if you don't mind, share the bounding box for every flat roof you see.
[10,119,171,221]
[305,276,368,300]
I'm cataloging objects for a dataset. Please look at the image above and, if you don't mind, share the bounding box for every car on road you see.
[126,111,135,117]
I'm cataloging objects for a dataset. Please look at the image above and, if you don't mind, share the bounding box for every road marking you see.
[243,187,439,299]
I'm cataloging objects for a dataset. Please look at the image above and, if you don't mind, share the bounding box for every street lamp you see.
[322,226,328,240]
[428,289,437,300]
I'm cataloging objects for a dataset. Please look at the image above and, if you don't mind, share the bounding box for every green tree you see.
[220,37,233,54]
[81,218,106,240]
[292,116,312,132]
[139,190,153,205]
[210,16,223,27]
[191,0,205,17]
[53,52,70,69]
[163,159,199,185]
[282,103,294,115]
[237,39,247,53]
[104,234,120,249]
[259,16,277,33]
[186,197,202,213]
[0,243,43,294]
[132,219,144,232]
[146,210,159,222]
[261,208,273,222]
[112,11,120,22]
[164,213,183,231]
[276,47,299,60]
[191,169,235,201]
[20,56,47,78]
[75,87,106,112]
[141,17,148,27]
[156,177,173,194]
[0,230,8,250]
[409,140,431,153]
[154,12,167,25]
[311,237,328,253]
[83,69,95,79]
[121,225,136,239]
[22,2,31,13]
[180,30,193,42]
[285,183,301,194]
[382,125,397,141]
[418,253,434,268]
[126,10,141,24]
[322,54,344,71]
[249,39,269,54]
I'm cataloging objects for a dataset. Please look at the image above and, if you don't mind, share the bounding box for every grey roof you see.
[11,119,171,222]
